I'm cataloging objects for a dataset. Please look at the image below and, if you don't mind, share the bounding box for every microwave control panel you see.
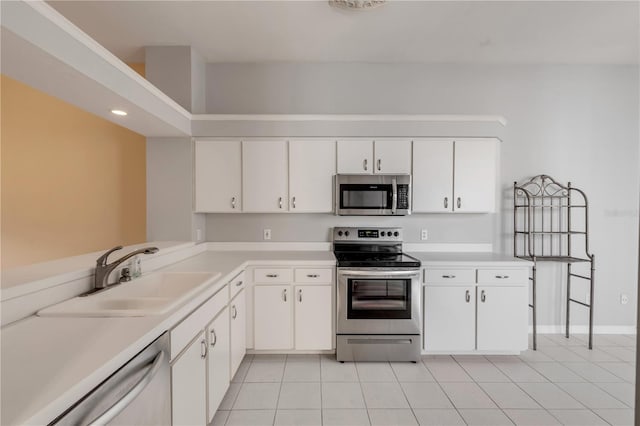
[397,184,409,209]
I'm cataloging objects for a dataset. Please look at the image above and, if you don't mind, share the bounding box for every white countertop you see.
[410,252,533,267]
[0,250,335,425]
[1,248,523,425]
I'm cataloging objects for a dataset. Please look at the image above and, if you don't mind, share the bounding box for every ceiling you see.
[47,1,639,65]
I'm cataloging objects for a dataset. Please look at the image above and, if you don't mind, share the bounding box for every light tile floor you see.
[212,334,636,426]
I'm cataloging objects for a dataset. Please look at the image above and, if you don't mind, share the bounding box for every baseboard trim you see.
[529,325,636,334]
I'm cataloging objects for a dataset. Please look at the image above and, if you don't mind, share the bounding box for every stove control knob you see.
[380,231,386,237]
[338,230,343,237]
[345,231,350,237]
[393,231,399,237]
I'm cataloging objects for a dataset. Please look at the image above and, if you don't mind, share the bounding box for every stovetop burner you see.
[333,227,421,268]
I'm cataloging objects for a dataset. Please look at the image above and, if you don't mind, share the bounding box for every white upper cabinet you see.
[289,140,336,213]
[242,140,289,212]
[454,139,498,213]
[337,139,411,174]
[412,139,454,212]
[194,140,242,212]
[337,139,373,174]
[373,139,412,174]
[412,138,498,213]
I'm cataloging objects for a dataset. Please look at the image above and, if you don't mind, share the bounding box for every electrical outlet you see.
[263,229,272,240]
[421,229,428,241]
[620,294,629,305]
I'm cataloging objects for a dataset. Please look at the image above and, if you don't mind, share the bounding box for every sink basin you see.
[37,272,221,317]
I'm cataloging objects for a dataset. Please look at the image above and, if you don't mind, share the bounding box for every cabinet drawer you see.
[171,284,229,360]
[294,268,333,284]
[229,271,245,298]
[254,268,293,283]
[477,269,529,285]
[424,268,475,284]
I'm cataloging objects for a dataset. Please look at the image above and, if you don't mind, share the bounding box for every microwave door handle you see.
[391,178,398,214]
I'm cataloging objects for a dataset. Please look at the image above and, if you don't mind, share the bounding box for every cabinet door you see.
[374,139,411,174]
[289,140,336,212]
[294,285,332,350]
[477,286,528,352]
[242,140,289,212]
[194,140,242,212]
[412,139,454,212]
[424,286,475,351]
[172,332,207,426]
[207,307,230,423]
[337,140,373,174]
[254,285,293,350]
[453,139,498,213]
[230,289,246,379]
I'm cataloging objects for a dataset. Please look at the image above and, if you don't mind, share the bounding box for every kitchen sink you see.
[37,272,221,317]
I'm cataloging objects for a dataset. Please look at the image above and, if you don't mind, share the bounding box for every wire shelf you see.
[513,175,595,351]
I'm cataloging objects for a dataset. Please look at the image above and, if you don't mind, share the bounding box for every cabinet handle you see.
[465,290,471,303]
[363,159,368,171]
[377,159,381,171]
[282,289,287,302]
[442,275,456,279]
[200,339,207,359]
[232,305,237,319]
[444,197,448,208]
[266,274,279,278]
[298,288,303,302]
[236,280,243,287]
[210,329,217,347]
[480,290,486,303]
[495,275,510,279]
[457,197,461,208]
[231,197,236,209]
[279,197,283,209]
[306,274,319,278]
[292,196,296,209]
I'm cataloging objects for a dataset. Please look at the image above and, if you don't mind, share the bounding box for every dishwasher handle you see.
[87,350,165,426]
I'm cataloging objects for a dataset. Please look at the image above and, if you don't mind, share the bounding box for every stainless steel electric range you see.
[334,227,422,362]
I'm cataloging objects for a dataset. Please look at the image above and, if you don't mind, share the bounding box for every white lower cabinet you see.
[423,266,529,353]
[254,285,293,350]
[206,306,230,424]
[424,286,475,351]
[294,285,332,350]
[170,274,245,425]
[230,288,247,378]
[172,332,207,426]
[476,286,528,351]
[252,266,334,351]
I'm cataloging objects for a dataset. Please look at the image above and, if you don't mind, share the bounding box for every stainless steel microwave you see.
[335,174,411,216]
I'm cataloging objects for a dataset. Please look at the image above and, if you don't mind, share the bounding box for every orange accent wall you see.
[1,75,147,269]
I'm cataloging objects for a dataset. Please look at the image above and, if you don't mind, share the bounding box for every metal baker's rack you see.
[513,175,595,350]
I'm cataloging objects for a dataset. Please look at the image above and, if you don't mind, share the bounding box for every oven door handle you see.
[339,269,420,278]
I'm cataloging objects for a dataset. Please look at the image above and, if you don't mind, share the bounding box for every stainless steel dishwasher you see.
[50,333,170,425]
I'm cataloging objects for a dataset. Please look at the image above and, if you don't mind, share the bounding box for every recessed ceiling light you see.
[111,109,127,116]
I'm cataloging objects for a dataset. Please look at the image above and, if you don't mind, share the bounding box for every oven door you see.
[337,268,421,335]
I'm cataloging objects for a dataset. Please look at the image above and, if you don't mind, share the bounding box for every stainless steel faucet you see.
[94,245,159,290]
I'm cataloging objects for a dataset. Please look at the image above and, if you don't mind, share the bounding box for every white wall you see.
[203,63,639,328]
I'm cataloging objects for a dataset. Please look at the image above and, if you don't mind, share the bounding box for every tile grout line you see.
[388,361,421,425]
[421,356,471,425]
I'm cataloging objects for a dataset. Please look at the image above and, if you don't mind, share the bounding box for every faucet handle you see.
[96,245,123,266]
